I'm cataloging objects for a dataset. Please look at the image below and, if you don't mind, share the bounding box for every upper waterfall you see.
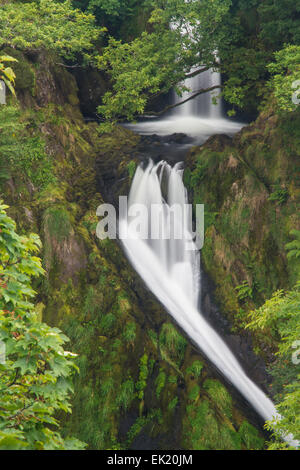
[172,66,222,119]
[123,65,243,143]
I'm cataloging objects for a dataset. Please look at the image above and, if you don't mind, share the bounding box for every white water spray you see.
[120,159,298,447]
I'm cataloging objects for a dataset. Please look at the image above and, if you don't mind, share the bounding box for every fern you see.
[285,229,300,260]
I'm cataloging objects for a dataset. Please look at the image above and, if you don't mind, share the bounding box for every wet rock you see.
[73,68,108,118]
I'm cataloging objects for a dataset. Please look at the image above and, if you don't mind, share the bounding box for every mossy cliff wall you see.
[1,50,266,449]
[185,108,300,358]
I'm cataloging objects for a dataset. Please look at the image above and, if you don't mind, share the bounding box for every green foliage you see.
[1,49,35,93]
[190,158,211,187]
[186,360,203,379]
[127,160,137,180]
[99,312,117,333]
[235,281,253,301]
[126,409,161,446]
[43,207,72,242]
[222,47,268,112]
[73,0,146,38]
[247,283,300,351]
[117,378,135,411]
[183,398,243,450]
[268,45,300,112]
[168,396,178,411]
[258,0,300,49]
[100,377,114,397]
[265,380,300,450]
[285,230,300,260]
[0,0,101,60]
[247,283,300,448]
[0,55,17,96]
[159,322,187,365]
[96,0,231,122]
[0,106,55,189]
[155,368,166,399]
[135,353,148,400]
[204,379,232,420]
[85,0,127,17]
[219,1,300,113]
[268,186,289,205]
[188,384,200,402]
[0,202,84,449]
[238,421,265,450]
[122,321,136,345]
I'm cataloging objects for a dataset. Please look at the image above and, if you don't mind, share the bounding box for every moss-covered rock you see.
[186,107,300,360]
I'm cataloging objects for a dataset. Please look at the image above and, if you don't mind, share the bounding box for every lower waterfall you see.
[119,159,298,447]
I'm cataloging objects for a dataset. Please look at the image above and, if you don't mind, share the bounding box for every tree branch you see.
[7,399,38,424]
[0,370,20,392]
[144,85,222,117]
[55,62,82,69]
[184,66,210,79]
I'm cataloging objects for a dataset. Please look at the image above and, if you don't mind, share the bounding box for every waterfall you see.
[173,67,222,119]
[119,159,298,447]
[123,63,242,141]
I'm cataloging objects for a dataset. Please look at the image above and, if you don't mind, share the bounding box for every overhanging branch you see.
[184,66,210,79]
[144,84,222,117]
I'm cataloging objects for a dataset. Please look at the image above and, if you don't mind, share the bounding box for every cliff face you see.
[0,50,267,450]
[185,108,300,357]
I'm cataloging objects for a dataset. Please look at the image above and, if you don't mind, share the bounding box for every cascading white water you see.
[173,66,222,119]
[120,159,298,447]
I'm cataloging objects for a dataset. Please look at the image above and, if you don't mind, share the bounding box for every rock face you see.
[73,68,108,118]
[185,107,300,362]
[1,52,269,450]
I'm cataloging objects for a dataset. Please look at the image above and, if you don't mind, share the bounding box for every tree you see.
[73,0,145,37]
[0,202,85,449]
[0,0,102,60]
[96,0,231,125]
[219,0,300,114]
[258,0,300,50]
[267,45,300,112]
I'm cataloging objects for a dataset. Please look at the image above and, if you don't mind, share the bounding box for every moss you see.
[126,410,162,447]
[117,379,135,411]
[122,322,136,346]
[43,206,73,242]
[155,369,166,399]
[159,322,187,366]
[136,353,149,402]
[168,397,178,411]
[68,93,80,106]
[188,384,200,402]
[186,360,203,379]
[127,160,137,180]
[182,395,243,450]
[238,421,265,450]
[203,379,233,420]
